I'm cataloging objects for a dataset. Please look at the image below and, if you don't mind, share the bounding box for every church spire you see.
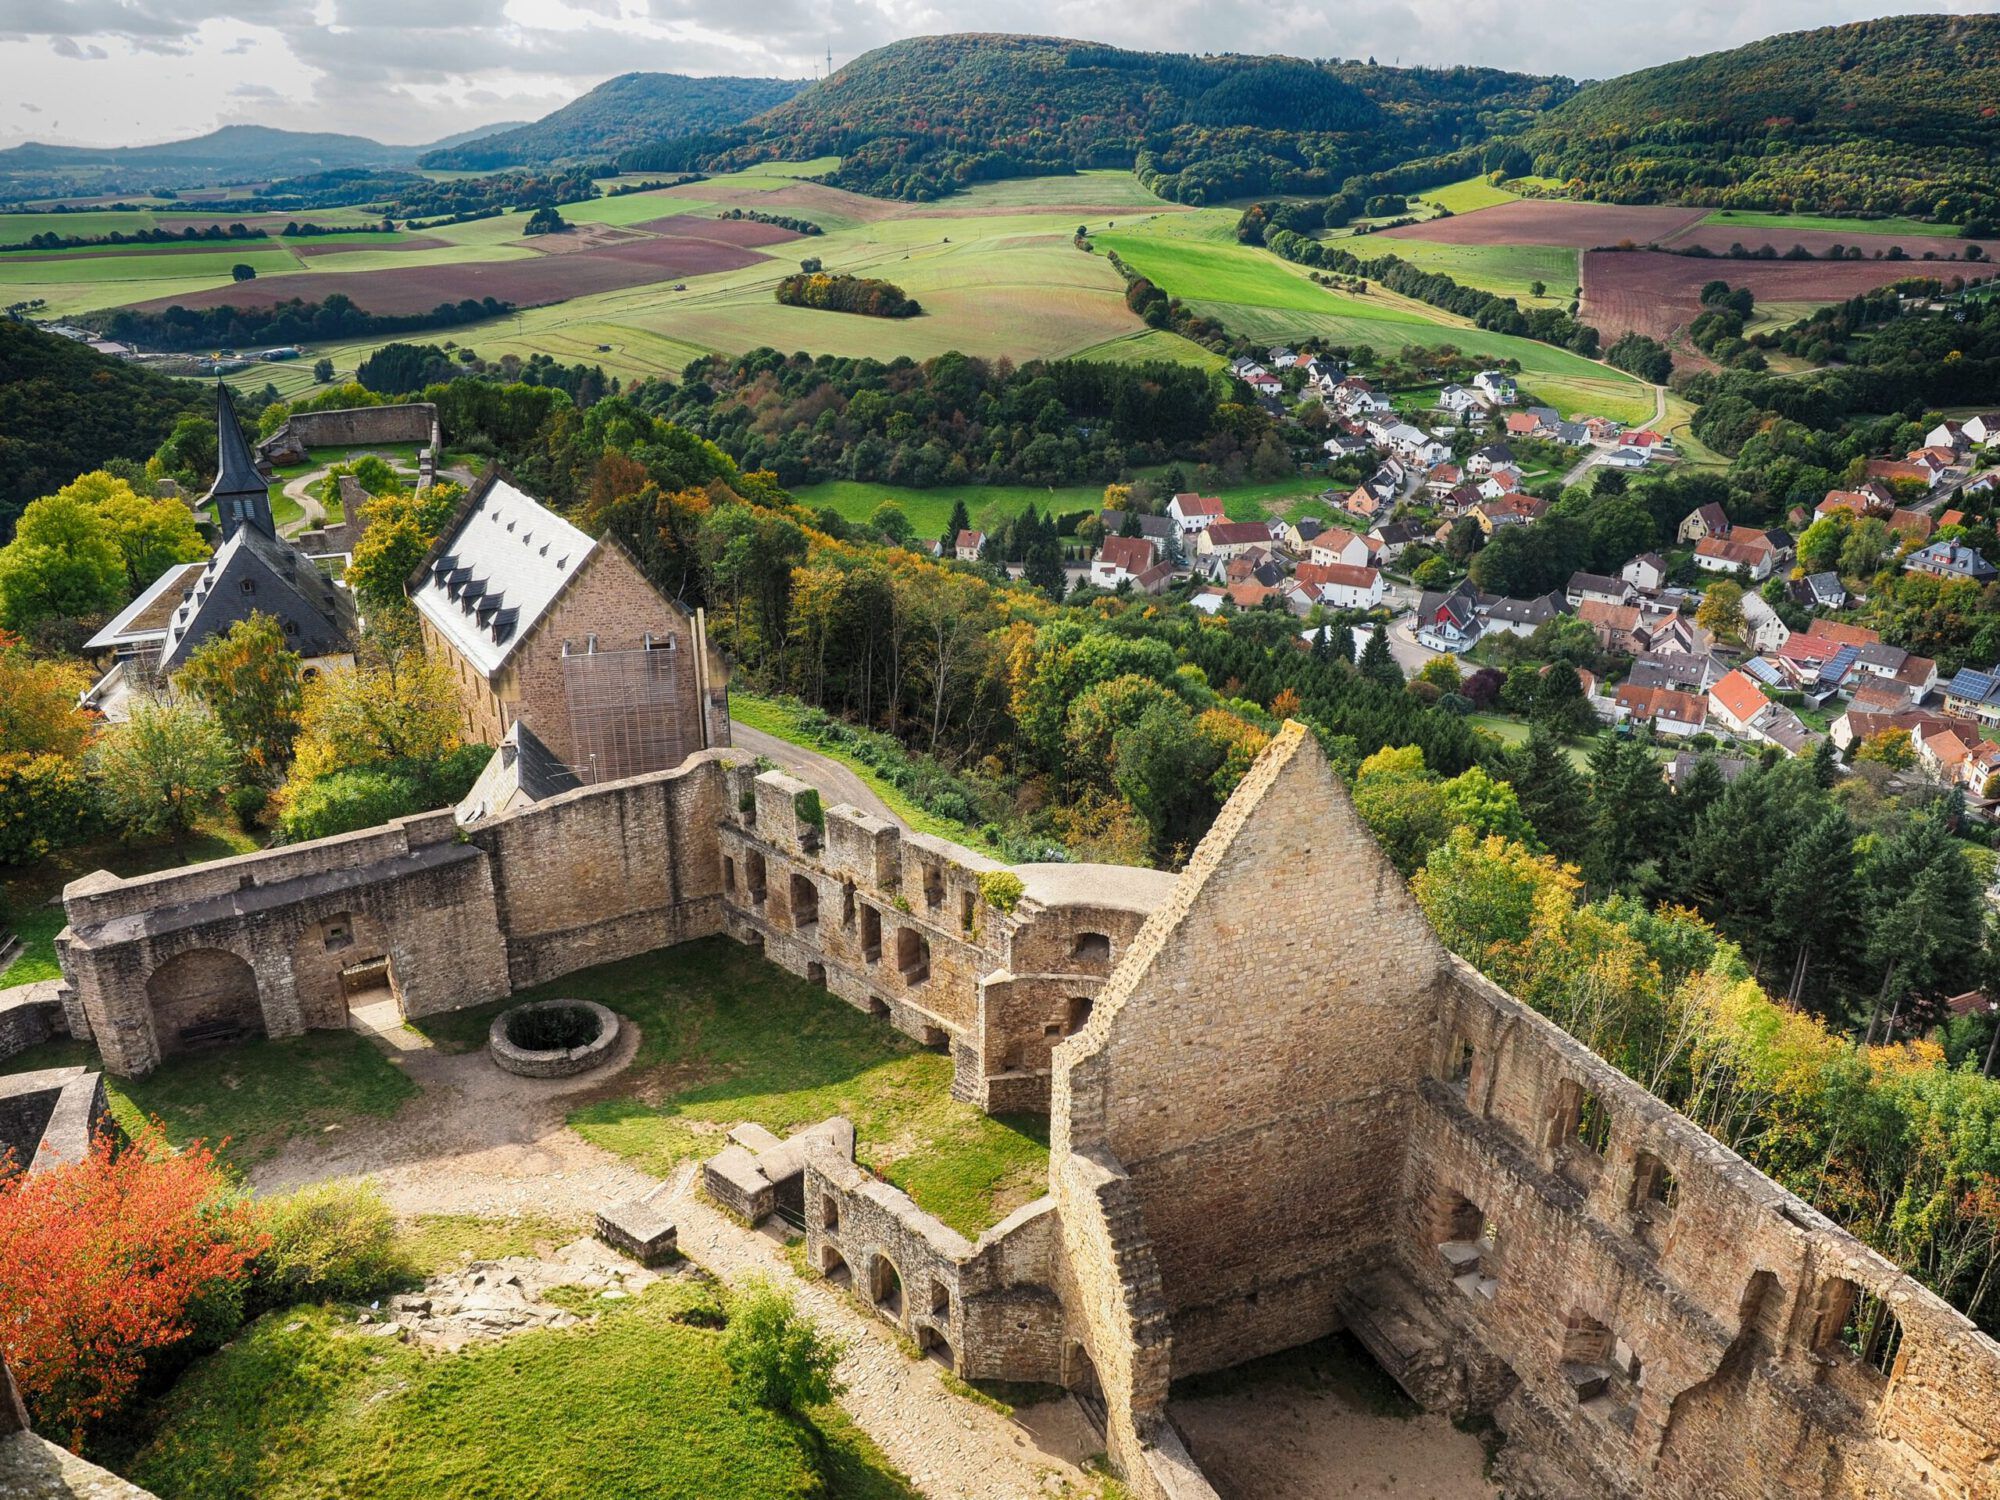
[206,382,274,541]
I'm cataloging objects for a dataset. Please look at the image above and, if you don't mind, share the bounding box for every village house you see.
[1628,649,1727,695]
[1309,527,1372,569]
[1166,492,1226,534]
[1367,520,1420,563]
[1476,466,1526,501]
[1322,430,1371,461]
[1905,539,1999,582]
[1927,419,1970,454]
[1416,581,1482,652]
[1472,493,1548,533]
[1621,552,1668,595]
[1613,682,1709,737]
[1791,571,1848,610]
[1566,571,1636,609]
[1436,384,1486,418]
[1308,562,1385,611]
[1962,412,2000,445]
[1944,665,2000,725]
[1478,591,1568,638]
[1473,370,1517,405]
[1196,520,1273,564]
[1267,346,1298,369]
[1099,509,1177,548]
[1739,591,1791,653]
[1425,463,1464,498]
[954,529,986,562]
[1678,502,1731,543]
[1465,441,1515,476]
[1090,534,1164,591]
[1694,534,1774,581]
[1708,669,1773,737]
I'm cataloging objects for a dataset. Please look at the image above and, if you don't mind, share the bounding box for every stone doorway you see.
[145,948,264,1056]
[341,955,404,1036]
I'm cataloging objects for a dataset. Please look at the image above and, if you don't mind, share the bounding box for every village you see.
[1035,342,2000,806]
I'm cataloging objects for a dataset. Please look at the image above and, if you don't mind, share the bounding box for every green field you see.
[1698,208,1960,237]
[1067,327,1228,370]
[1098,212,1656,423]
[1364,238,1580,306]
[1415,175,1523,216]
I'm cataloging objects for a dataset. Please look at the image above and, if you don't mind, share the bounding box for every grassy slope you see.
[1698,208,1959,237]
[1415,175,1522,216]
[413,938,1050,1238]
[1098,211,1655,423]
[122,1288,915,1500]
[1,1030,416,1173]
[1365,238,1580,306]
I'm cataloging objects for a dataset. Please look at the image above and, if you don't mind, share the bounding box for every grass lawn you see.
[727,691,983,847]
[2,818,261,987]
[1368,239,1579,306]
[789,479,1099,541]
[1465,713,1595,771]
[1698,208,1960,238]
[120,1285,916,1500]
[1067,326,1229,371]
[0,1029,417,1172]
[411,938,1050,1239]
[1414,176,1522,217]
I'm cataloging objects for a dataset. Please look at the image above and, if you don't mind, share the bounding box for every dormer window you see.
[239,579,255,596]
[282,619,298,636]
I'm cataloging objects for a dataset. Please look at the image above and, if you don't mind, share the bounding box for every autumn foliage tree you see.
[0,1127,259,1450]
[174,611,304,782]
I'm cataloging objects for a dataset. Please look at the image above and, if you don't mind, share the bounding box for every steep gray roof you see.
[409,473,595,676]
[157,526,357,671]
[205,384,275,540]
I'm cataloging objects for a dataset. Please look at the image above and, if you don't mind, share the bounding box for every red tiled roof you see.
[1313,563,1380,591]
[1172,493,1225,517]
[1710,670,1770,724]
[1097,535,1157,574]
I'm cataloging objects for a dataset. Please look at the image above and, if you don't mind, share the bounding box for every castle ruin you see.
[32,724,2000,1498]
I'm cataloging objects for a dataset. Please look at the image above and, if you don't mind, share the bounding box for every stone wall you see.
[58,756,731,1077]
[0,1066,110,1175]
[259,403,439,465]
[717,764,1167,1109]
[1045,721,2000,1500]
[0,980,65,1063]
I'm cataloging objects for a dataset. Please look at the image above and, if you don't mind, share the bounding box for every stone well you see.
[487,999,620,1079]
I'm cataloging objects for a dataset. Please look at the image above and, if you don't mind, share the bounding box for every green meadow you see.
[1698,208,1961,237]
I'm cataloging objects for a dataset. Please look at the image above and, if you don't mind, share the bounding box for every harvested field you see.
[630,212,804,247]
[1580,249,1942,343]
[292,234,449,257]
[1380,200,1708,249]
[126,218,793,314]
[1657,223,2000,262]
[698,180,902,225]
[0,239,293,263]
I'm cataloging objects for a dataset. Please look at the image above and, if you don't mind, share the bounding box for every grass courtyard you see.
[414,938,1050,1239]
[119,1273,917,1500]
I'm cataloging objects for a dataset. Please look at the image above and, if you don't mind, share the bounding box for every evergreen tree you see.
[1359,624,1401,688]
[1506,726,1589,861]
[1661,754,1728,899]
[1810,736,1838,789]
[1582,737,1667,896]
[1769,807,1858,1018]
[1860,809,1986,1040]
[942,497,971,555]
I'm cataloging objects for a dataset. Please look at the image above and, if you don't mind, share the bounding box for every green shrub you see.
[278,745,491,842]
[978,871,1024,914]
[252,1180,414,1306]
[0,751,95,867]
[792,788,823,828]
[228,783,269,833]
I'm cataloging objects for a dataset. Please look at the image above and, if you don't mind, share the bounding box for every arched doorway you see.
[869,1254,904,1319]
[820,1245,851,1288]
[145,949,263,1055]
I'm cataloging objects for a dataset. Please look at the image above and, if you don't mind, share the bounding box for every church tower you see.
[205,383,275,540]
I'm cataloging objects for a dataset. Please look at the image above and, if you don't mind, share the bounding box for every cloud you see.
[1,0,1992,149]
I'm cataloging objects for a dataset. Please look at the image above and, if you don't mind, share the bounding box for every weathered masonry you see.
[45,725,2000,1499]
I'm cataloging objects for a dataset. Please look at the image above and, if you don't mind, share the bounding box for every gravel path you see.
[728,719,903,826]
[249,1012,1102,1500]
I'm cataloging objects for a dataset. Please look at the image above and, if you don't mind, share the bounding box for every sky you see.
[1,0,1994,150]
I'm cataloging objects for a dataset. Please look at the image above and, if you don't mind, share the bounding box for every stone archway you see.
[145,948,264,1056]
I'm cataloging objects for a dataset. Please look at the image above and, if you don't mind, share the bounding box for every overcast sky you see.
[2,0,1993,150]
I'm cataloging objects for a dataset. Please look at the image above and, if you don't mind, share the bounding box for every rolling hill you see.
[0,121,523,201]
[709,33,1571,204]
[1515,14,2000,223]
[418,73,809,171]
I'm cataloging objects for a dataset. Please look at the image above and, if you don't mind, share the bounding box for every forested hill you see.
[0,323,204,534]
[1515,14,2000,222]
[419,73,808,171]
[710,33,1570,203]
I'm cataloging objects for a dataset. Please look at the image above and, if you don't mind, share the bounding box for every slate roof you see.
[205,383,275,540]
[410,472,596,676]
[158,526,357,672]
[84,560,210,653]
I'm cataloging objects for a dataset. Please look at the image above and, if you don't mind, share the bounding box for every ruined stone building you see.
[29,725,2000,1499]
[409,471,729,792]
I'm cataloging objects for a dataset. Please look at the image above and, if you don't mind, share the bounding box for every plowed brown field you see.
[1657,224,2000,262]
[1579,250,1945,343]
[1380,200,1708,249]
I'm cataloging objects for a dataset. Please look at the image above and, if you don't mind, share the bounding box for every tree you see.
[1359,624,1401,687]
[58,470,208,593]
[1695,579,1746,641]
[0,1126,258,1449]
[722,1280,844,1421]
[867,501,913,546]
[1769,806,1858,1013]
[0,630,93,759]
[174,612,304,781]
[1506,726,1590,860]
[1351,744,1453,876]
[1441,765,1538,849]
[1531,663,1596,740]
[1414,656,1462,696]
[0,490,125,631]
[90,697,234,850]
[341,482,463,616]
[283,638,461,792]
[1856,728,1917,769]
[231,262,256,281]
[941,497,971,554]
[523,205,569,235]
[1582,735,1667,895]
[312,357,335,383]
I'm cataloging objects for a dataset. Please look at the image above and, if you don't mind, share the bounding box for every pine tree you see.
[941,497,971,555]
[1769,807,1858,1017]
[1507,727,1589,861]
[1810,736,1838,789]
[1581,737,1666,896]
[1359,624,1401,687]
